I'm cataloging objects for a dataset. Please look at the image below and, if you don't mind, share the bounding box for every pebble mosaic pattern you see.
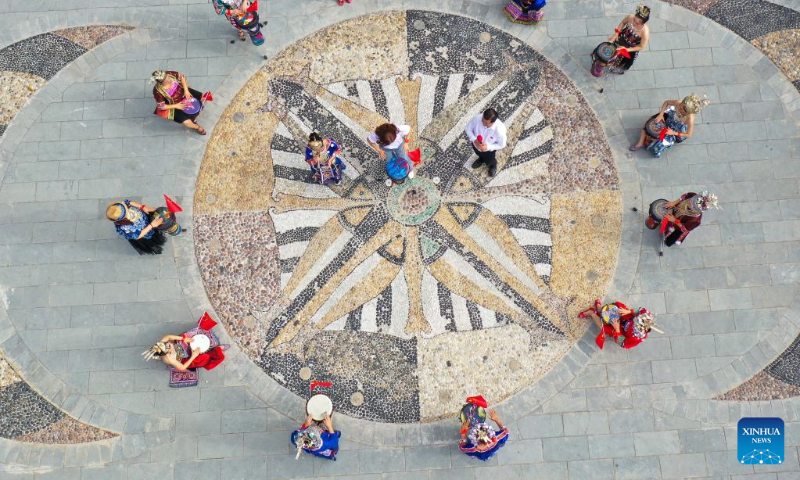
[0,355,115,444]
[0,25,131,136]
[717,333,800,401]
[670,0,800,90]
[194,11,622,423]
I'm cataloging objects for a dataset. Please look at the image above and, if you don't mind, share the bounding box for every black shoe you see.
[471,159,483,169]
[488,165,497,177]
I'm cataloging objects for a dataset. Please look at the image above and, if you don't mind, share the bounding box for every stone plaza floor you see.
[0,0,799,478]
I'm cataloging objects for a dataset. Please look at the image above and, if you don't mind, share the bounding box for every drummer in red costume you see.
[661,191,719,247]
[579,300,661,349]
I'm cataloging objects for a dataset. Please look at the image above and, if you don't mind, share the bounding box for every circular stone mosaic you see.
[194,11,622,423]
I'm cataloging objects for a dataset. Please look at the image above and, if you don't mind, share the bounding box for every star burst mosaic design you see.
[194,11,622,422]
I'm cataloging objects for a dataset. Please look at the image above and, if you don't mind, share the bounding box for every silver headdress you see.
[695,190,719,211]
[141,342,169,362]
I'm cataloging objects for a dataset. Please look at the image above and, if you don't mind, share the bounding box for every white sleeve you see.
[398,125,411,137]
[465,116,478,142]
[367,132,379,145]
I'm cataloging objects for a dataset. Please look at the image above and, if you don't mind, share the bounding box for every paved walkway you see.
[0,0,799,479]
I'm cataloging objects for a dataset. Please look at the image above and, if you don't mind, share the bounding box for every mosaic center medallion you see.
[194,11,622,423]
[387,177,441,226]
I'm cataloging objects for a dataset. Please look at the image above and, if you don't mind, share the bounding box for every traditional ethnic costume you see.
[609,5,649,73]
[108,200,166,255]
[646,94,710,158]
[291,423,341,461]
[582,301,658,349]
[142,313,229,388]
[152,71,210,124]
[212,0,264,45]
[664,191,718,247]
[458,396,509,461]
[504,0,546,25]
[305,138,346,185]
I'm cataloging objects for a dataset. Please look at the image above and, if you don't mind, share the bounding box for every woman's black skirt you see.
[128,231,167,255]
[172,88,203,124]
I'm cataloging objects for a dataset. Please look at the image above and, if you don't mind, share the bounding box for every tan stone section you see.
[402,227,430,334]
[342,205,372,227]
[0,356,20,388]
[15,416,115,444]
[436,207,566,332]
[427,256,520,320]
[270,221,402,347]
[421,73,505,143]
[52,25,132,50]
[316,83,388,134]
[549,190,622,337]
[315,259,400,330]
[752,29,800,82]
[417,323,571,421]
[384,234,404,258]
[194,105,277,215]
[264,13,409,84]
[397,76,422,145]
[271,194,364,215]
[448,203,478,223]
[495,101,540,172]
[0,71,45,125]
[284,213,345,297]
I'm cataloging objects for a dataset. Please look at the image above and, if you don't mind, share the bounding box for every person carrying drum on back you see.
[292,393,341,461]
[646,191,719,247]
[606,4,651,74]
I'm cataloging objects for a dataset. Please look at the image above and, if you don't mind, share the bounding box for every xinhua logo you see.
[738,417,784,465]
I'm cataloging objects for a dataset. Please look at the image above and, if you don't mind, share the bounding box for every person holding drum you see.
[459,396,509,461]
[654,191,719,247]
[605,4,651,74]
[292,394,341,461]
[306,132,346,185]
[151,70,211,135]
[579,299,660,350]
[629,94,710,157]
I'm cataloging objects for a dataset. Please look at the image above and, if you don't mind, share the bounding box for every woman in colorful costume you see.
[580,299,660,349]
[459,396,509,461]
[661,191,719,247]
[106,200,167,255]
[142,313,226,372]
[292,413,340,461]
[630,94,710,157]
[151,70,211,135]
[504,0,546,25]
[212,0,263,44]
[607,5,651,74]
[305,132,346,185]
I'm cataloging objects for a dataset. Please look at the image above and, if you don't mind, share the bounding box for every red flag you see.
[658,127,668,142]
[164,195,183,213]
[197,312,217,331]
[595,331,605,349]
[476,135,483,144]
[659,217,669,234]
[408,148,422,166]
[310,381,332,391]
[616,48,631,59]
[465,395,488,408]
[201,91,213,102]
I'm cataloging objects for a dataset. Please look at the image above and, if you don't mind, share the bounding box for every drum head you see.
[648,198,669,221]
[306,394,334,421]
[594,42,616,62]
[183,97,202,115]
[645,117,665,139]
[386,156,410,180]
[600,304,621,325]
[190,334,211,353]
[459,403,486,425]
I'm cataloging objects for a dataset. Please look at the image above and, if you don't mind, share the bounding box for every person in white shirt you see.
[465,109,507,177]
[367,123,415,186]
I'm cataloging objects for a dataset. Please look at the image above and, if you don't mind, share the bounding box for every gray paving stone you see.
[541,436,589,461]
[689,310,735,334]
[62,82,103,102]
[715,332,759,356]
[679,428,727,454]
[652,359,698,384]
[607,362,654,386]
[359,448,405,474]
[104,80,146,100]
[404,445,451,470]
[614,455,662,480]
[708,287,754,310]
[174,459,220,480]
[659,452,708,478]
[562,411,610,436]
[187,39,228,58]
[634,430,682,456]
[665,290,709,314]
[197,433,243,459]
[516,414,564,439]
[220,409,268,434]
[176,411,221,436]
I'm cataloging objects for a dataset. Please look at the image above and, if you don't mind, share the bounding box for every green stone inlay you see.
[386,176,442,226]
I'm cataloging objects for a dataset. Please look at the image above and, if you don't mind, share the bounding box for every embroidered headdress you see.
[635,4,651,20]
[150,70,167,84]
[682,94,711,114]
[308,139,324,150]
[632,308,663,338]
[695,190,719,211]
[141,342,169,362]
[467,423,497,445]
[106,202,126,221]
[294,425,324,459]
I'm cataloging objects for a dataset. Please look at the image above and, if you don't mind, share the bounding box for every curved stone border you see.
[171,1,641,441]
[0,28,175,468]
